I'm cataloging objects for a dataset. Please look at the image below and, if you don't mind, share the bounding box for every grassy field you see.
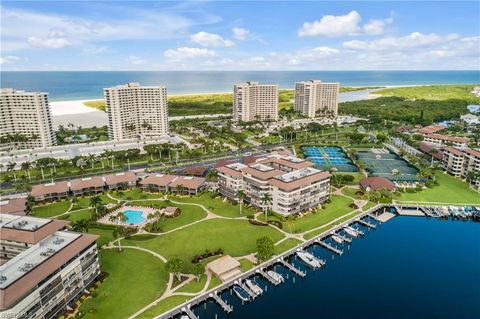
[239,258,255,272]
[84,100,106,111]
[169,193,257,218]
[139,200,208,231]
[122,219,285,273]
[303,210,365,240]
[341,187,361,198]
[136,295,192,319]
[88,225,117,247]
[274,238,302,254]
[398,173,480,204]
[32,200,71,217]
[176,275,208,294]
[81,249,169,319]
[376,84,480,103]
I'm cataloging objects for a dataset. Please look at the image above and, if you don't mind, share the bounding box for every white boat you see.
[296,251,322,268]
[233,286,250,302]
[344,227,358,237]
[267,270,284,283]
[331,235,344,244]
[245,279,263,295]
[180,316,189,319]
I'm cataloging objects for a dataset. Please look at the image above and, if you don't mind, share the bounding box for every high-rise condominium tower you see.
[294,80,339,118]
[233,82,278,122]
[0,88,56,151]
[104,82,169,140]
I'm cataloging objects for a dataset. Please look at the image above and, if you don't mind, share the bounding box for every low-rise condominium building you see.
[0,214,100,319]
[216,154,331,216]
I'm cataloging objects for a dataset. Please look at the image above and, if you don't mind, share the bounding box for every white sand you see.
[50,100,103,116]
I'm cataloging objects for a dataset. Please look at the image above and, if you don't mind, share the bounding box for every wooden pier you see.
[236,282,257,299]
[257,269,281,286]
[210,293,233,313]
[357,218,376,229]
[277,258,306,277]
[316,239,343,255]
[332,232,351,243]
[183,307,199,319]
[367,213,381,221]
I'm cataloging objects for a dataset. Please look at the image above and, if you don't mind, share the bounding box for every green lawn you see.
[88,225,117,247]
[207,275,223,290]
[398,173,480,204]
[67,209,94,222]
[341,187,361,198]
[304,210,365,240]
[362,201,378,211]
[274,238,302,255]
[73,194,117,209]
[260,195,355,234]
[169,193,257,218]
[122,219,285,273]
[139,200,208,232]
[113,188,164,200]
[81,249,169,319]
[239,258,255,272]
[32,200,71,217]
[136,295,192,319]
[175,275,208,294]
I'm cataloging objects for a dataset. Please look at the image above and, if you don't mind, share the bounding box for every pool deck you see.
[99,205,157,227]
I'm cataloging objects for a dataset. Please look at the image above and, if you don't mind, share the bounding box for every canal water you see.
[193,217,480,319]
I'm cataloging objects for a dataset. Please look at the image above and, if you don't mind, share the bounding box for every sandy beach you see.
[50,100,102,116]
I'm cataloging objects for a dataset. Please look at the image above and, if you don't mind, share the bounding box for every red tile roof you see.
[442,146,464,157]
[418,125,446,134]
[269,171,330,191]
[30,181,70,197]
[0,198,27,215]
[70,176,105,191]
[140,174,177,187]
[360,177,395,191]
[169,176,205,190]
[104,172,137,186]
[425,134,469,144]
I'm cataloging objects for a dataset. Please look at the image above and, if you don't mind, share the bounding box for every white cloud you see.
[0,55,21,64]
[190,32,234,47]
[343,32,460,51]
[164,47,218,60]
[1,5,219,52]
[298,10,393,37]
[27,36,72,49]
[233,27,251,40]
[126,55,147,65]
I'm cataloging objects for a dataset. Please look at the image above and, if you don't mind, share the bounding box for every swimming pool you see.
[123,209,146,225]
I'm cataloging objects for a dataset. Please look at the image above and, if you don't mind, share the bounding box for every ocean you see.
[194,217,480,319]
[1,71,479,101]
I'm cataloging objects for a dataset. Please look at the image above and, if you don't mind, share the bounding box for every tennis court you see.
[302,146,358,172]
[356,151,420,182]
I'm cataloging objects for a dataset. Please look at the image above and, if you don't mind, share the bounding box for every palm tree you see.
[71,219,89,233]
[116,211,127,224]
[109,215,117,224]
[237,190,246,215]
[7,161,17,182]
[112,226,126,252]
[87,153,97,170]
[261,193,273,221]
[89,196,103,219]
[20,161,32,181]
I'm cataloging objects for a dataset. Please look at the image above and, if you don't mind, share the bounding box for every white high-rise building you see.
[233,82,278,122]
[0,88,56,151]
[294,80,339,118]
[104,82,169,140]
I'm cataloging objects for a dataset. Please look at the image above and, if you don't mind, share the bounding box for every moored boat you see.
[245,279,263,295]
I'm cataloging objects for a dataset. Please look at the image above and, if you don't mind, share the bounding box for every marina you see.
[155,203,480,319]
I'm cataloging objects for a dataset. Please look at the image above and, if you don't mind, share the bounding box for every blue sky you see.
[1,1,479,70]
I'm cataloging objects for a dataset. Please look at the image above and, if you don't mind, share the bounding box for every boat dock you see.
[257,269,281,286]
[315,239,343,255]
[357,218,376,229]
[348,225,364,236]
[366,213,381,221]
[332,232,351,243]
[210,293,233,313]
[277,258,306,277]
[235,281,257,299]
[183,307,199,319]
